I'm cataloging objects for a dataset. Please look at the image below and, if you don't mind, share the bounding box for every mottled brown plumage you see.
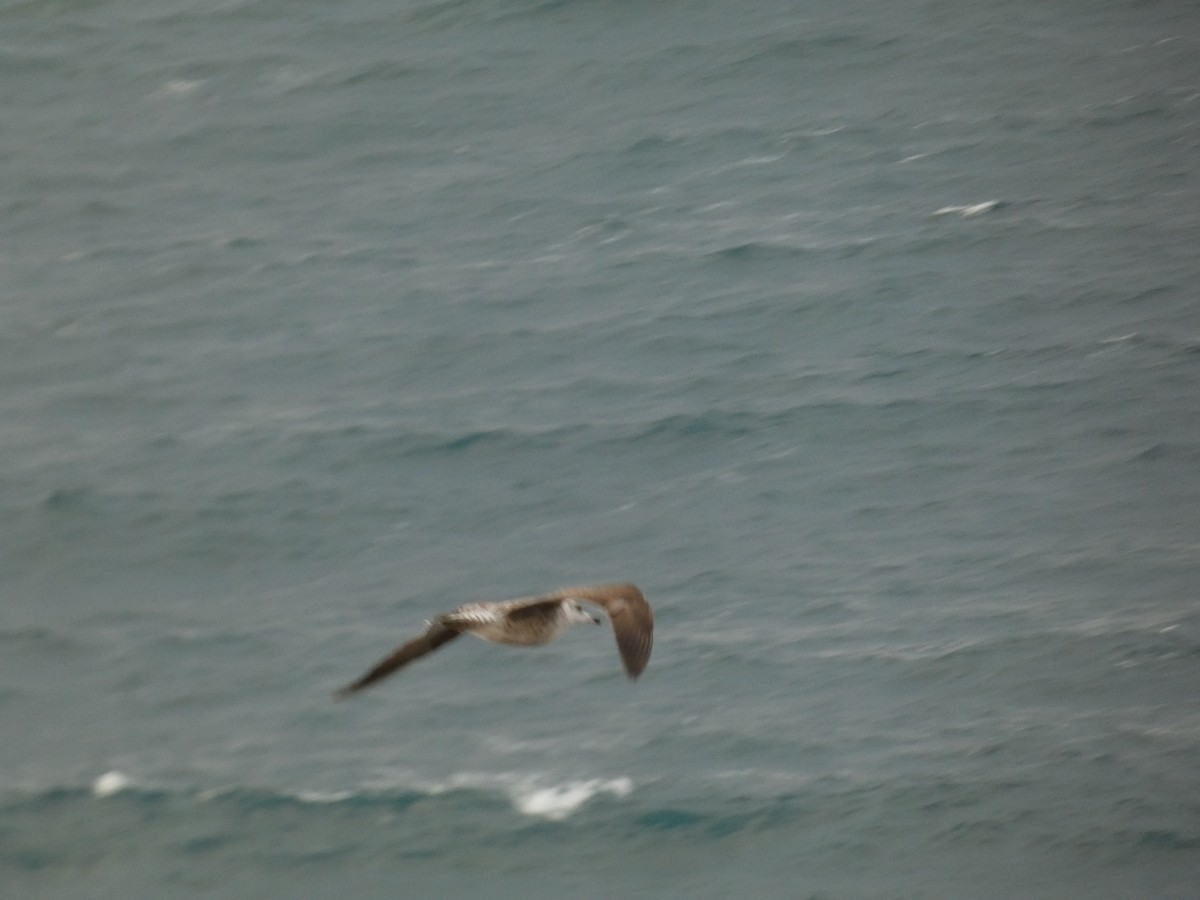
[335,583,653,698]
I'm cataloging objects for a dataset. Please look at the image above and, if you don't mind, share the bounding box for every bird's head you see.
[567,601,602,626]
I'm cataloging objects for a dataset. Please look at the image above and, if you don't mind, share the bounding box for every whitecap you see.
[509,777,633,821]
[291,789,355,804]
[361,769,634,820]
[92,770,133,798]
[933,201,1000,217]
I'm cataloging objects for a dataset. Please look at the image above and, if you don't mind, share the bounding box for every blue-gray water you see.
[3,0,1199,897]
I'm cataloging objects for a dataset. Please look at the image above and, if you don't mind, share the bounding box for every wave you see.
[4,763,1196,857]
[932,200,1001,217]
[76,769,634,822]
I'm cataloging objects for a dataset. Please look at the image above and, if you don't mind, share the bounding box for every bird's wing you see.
[499,596,569,625]
[334,620,462,698]
[560,584,654,679]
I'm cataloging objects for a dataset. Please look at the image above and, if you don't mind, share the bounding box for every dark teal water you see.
[3,0,1199,897]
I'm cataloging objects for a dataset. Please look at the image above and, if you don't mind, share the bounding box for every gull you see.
[335,583,653,698]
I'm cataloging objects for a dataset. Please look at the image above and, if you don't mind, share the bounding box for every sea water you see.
[2,0,1199,897]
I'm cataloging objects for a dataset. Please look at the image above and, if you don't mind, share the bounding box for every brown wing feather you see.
[503,598,567,623]
[558,583,654,679]
[334,621,462,698]
[611,608,653,677]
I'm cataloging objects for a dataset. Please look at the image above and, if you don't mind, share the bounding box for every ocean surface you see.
[3,0,1199,897]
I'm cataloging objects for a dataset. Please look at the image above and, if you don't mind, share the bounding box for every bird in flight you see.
[335,582,653,698]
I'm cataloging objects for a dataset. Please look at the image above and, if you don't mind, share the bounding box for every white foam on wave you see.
[509,777,633,821]
[291,789,355,804]
[366,767,634,820]
[92,770,133,798]
[933,200,1000,217]
[86,767,633,821]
